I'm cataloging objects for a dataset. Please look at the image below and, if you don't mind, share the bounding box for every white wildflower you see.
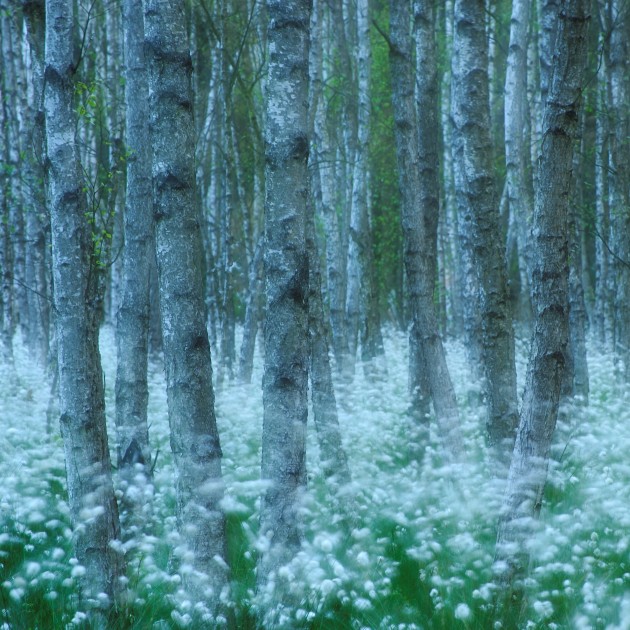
[455,603,471,620]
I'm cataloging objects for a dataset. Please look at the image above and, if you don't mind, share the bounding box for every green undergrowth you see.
[2,331,630,628]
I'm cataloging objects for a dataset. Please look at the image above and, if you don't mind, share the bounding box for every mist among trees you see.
[1,0,630,628]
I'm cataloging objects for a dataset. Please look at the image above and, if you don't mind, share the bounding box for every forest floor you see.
[1,326,630,629]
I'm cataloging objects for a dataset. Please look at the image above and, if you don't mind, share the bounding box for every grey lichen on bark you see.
[144,0,229,611]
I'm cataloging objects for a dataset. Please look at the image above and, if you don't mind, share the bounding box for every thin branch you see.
[593,224,630,270]
[14,278,57,313]
[372,18,392,50]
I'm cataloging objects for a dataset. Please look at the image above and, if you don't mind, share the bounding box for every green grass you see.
[3,330,630,628]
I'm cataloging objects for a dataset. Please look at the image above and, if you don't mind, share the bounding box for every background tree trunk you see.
[22,0,51,367]
[608,0,630,381]
[495,0,589,617]
[307,0,352,490]
[238,236,264,384]
[388,0,462,457]
[594,3,612,347]
[452,0,519,459]
[115,0,153,481]
[311,0,348,374]
[345,0,385,375]
[504,0,534,326]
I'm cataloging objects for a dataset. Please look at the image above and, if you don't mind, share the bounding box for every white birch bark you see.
[495,0,589,609]
[258,0,311,582]
[44,0,125,616]
[144,0,229,607]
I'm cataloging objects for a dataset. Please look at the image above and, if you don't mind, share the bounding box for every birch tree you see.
[311,1,348,374]
[21,0,51,367]
[308,0,352,490]
[0,3,20,362]
[258,0,311,582]
[439,0,464,338]
[388,0,461,456]
[594,3,612,347]
[495,0,589,613]
[307,197,352,490]
[452,0,519,458]
[115,0,153,478]
[44,0,125,616]
[608,0,630,380]
[238,237,264,384]
[144,0,229,608]
[504,0,533,324]
[346,0,385,374]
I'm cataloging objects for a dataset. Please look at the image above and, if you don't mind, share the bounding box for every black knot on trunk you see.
[120,438,145,467]
[289,133,309,162]
[286,254,309,306]
[189,333,209,352]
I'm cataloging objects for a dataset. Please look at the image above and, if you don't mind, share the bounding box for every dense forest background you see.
[1,0,630,628]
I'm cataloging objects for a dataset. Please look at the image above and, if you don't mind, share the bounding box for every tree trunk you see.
[307,197,352,490]
[238,236,264,384]
[452,0,519,459]
[44,0,125,618]
[258,0,311,583]
[102,0,125,329]
[594,3,612,348]
[563,111,589,403]
[1,6,28,351]
[308,0,352,490]
[388,0,462,458]
[0,4,19,362]
[504,0,534,326]
[311,1,347,373]
[345,0,385,374]
[608,0,630,381]
[439,0,464,339]
[115,0,153,481]
[22,0,50,366]
[144,0,229,607]
[495,0,589,615]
